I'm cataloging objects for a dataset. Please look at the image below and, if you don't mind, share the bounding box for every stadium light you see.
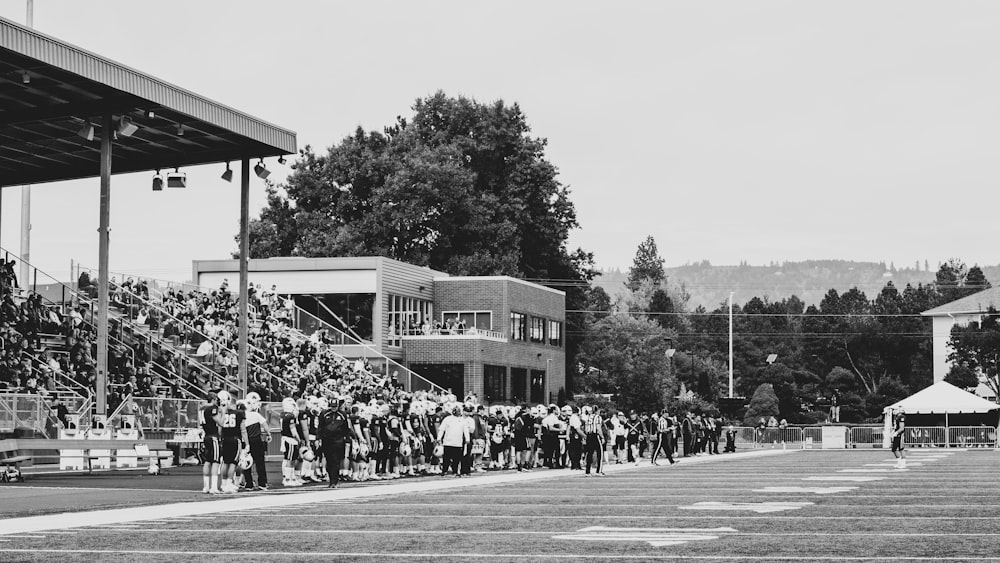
[77,122,95,141]
[151,169,163,191]
[277,155,286,165]
[254,159,270,180]
[117,116,139,138]
[167,168,187,188]
[21,72,29,84]
[221,162,233,182]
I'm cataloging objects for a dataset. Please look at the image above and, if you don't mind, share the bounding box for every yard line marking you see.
[553,525,736,547]
[753,486,857,494]
[679,501,813,513]
[0,535,46,539]
[172,513,1000,520]
[802,476,885,482]
[4,485,201,494]
[867,463,923,467]
[2,550,1000,560]
[838,468,907,473]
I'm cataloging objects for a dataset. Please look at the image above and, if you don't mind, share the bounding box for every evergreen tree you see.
[626,235,666,291]
[743,383,780,425]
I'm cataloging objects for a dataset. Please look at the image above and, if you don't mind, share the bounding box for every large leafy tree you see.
[243,91,596,378]
[245,92,590,284]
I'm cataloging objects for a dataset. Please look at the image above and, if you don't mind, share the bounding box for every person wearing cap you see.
[513,405,534,472]
[581,406,605,476]
[541,405,563,469]
[567,405,584,470]
[625,411,643,465]
[651,408,677,466]
[611,412,627,464]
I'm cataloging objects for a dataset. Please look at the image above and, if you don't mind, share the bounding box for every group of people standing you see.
[197,388,736,493]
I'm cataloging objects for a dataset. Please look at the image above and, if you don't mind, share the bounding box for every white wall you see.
[197,269,377,295]
[931,313,984,383]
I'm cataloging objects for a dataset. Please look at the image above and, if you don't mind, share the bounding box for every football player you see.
[199,390,225,494]
[242,392,270,491]
[218,390,248,493]
[280,397,303,487]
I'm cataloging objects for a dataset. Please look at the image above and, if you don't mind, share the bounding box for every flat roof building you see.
[193,257,566,404]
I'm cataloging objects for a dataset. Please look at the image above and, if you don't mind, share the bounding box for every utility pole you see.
[728,291,734,399]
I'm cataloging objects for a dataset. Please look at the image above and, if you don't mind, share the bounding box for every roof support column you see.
[237,157,250,397]
[95,113,112,415]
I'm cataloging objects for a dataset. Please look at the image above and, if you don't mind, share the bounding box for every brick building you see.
[193,257,565,404]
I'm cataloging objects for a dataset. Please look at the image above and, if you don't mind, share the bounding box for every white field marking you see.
[678,501,813,514]
[0,535,47,539]
[838,468,908,473]
[553,526,735,547]
[4,485,201,494]
[802,476,885,482]
[3,551,1000,561]
[753,486,857,494]
[868,462,923,467]
[63,529,1000,538]
[0,453,784,536]
[149,513,1000,520]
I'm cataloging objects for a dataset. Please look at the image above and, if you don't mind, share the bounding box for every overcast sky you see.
[1,1,998,283]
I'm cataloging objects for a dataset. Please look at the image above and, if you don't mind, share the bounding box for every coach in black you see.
[318,395,353,488]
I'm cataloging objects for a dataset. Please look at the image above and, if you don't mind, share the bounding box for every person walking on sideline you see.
[582,406,605,476]
[891,407,907,469]
[651,408,677,465]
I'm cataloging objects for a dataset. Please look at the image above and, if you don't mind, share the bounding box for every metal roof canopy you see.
[0,16,295,185]
[0,16,297,414]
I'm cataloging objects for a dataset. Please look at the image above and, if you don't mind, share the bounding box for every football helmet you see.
[299,445,316,462]
[282,398,297,414]
[399,441,412,457]
[238,450,253,471]
[216,390,232,408]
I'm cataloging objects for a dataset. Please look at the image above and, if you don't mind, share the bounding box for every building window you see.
[511,312,527,342]
[511,368,527,403]
[530,369,546,404]
[293,293,375,342]
[387,294,433,347]
[530,316,546,343]
[548,320,562,347]
[441,311,493,333]
[484,365,506,403]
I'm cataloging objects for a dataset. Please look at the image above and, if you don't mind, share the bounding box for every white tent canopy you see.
[884,381,1000,415]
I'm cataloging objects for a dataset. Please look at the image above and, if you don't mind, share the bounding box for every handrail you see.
[291,306,445,394]
[0,248,225,401]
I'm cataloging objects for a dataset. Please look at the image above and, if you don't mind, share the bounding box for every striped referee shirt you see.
[584,414,603,435]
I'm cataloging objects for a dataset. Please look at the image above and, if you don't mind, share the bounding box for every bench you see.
[0,438,170,475]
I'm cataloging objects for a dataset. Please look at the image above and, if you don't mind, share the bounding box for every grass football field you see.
[1,448,998,561]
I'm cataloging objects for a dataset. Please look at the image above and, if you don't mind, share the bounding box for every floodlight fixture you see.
[254,159,270,180]
[221,162,233,182]
[176,124,184,136]
[21,72,29,84]
[152,169,164,191]
[665,348,676,358]
[117,116,139,137]
[167,168,187,188]
[77,122,95,141]
[277,155,286,165]
[765,353,778,365]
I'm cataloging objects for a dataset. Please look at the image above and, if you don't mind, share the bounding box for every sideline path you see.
[0,449,790,535]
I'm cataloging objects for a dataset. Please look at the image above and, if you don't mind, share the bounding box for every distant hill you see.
[596,260,1000,310]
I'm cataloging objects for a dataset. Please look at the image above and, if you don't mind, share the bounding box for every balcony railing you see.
[400,328,507,342]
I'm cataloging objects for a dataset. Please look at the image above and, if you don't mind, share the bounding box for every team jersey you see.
[281,412,299,439]
[893,413,906,434]
[220,408,245,440]
[200,405,220,437]
[297,411,311,438]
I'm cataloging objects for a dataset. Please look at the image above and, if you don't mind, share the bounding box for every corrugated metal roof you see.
[0,15,295,184]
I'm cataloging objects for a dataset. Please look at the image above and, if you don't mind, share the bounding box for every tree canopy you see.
[245,91,593,285]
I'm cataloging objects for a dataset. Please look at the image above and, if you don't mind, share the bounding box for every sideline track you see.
[0,449,789,536]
